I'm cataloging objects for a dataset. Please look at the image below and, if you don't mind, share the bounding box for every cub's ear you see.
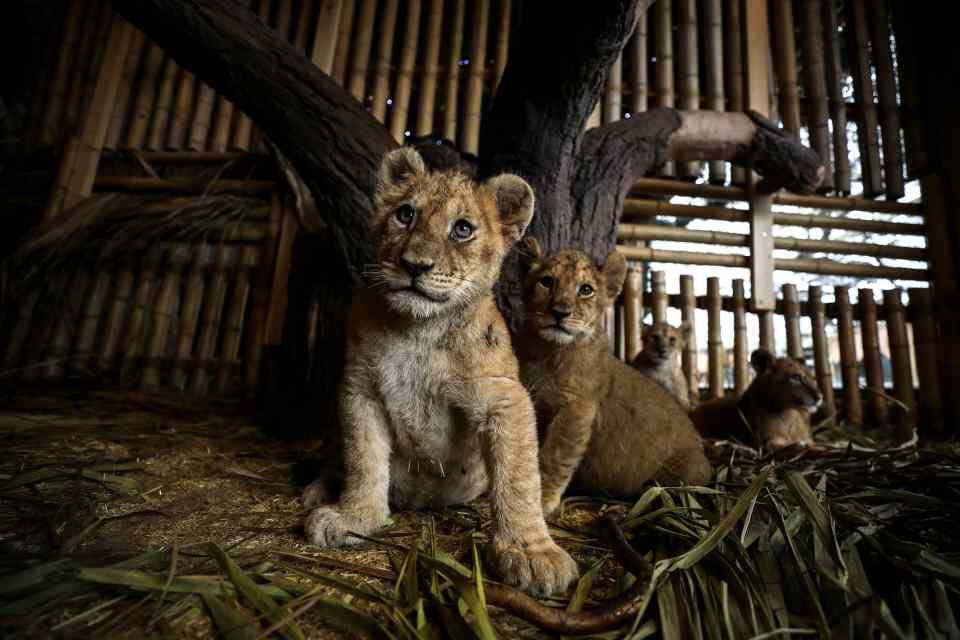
[379,147,426,190]
[484,174,535,243]
[678,321,692,339]
[750,349,775,374]
[517,236,543,273]
[601,251,627,300]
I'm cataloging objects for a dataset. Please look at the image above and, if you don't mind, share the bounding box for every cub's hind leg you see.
[305,384,392,547]
[654,446,712,486]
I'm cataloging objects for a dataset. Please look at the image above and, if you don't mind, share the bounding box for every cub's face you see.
[369,147,534,319]
[641,321,690,364]
[519,239,627,345]
[750,349,823,414]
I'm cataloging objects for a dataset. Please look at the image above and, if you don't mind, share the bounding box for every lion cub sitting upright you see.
[632,321,696,411]
[516,240,711,516]
[303,148,577,596]
[690,349,822,450]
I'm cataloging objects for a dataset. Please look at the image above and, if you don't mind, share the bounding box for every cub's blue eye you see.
[395,204,415,225]
[539,276,555,289]
[450,219,474,241]
[578,283,594,297]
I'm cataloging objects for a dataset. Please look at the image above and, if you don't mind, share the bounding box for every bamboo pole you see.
[890,0,927,178]
[603,53,624,124]
[42,269,93,381]
[858,288,888,425]
[188,81,218,150]
[310,0,342,74]
[724,0,745,185]
[21,279,64,382]
[623,268,643,362]
[264,202,299,347]
[69,0,109,134]
[707,277,723,399]
[94,176,275,194]
[166,70,197,149]
[98,268,135,372]
[676,0,699,177]
[388,0,422,141]
[680,274,699,403]
[331,0,357,85]
[415,0,444,136]
[292,0,314,54]
[1,291,41,373]
[215,247,258,394]
[703,0,724,183]
[232,0,272,150]
[808,285,836,418]
[758,310,774,354]
[210,96,236,152]
[275,0,294,40]
[798,0,833,191]
[171,246,209,391]
[651,270,667,323]
[770,0,800,135]
[491,0,511,97]
[835,286,863,427]
[846,0,883,197]
[140,246,189,390]
[442,0,466,141]
[617,223,926,260]
[347,0,377,103]
[40,1,86,144]
[120,247,164,383]
[461,0,490,153]
[655,0,674,175]
[147,57,181,150]
[908,288,943,433]
[884,289,915,443]
[105,29,147,150]
[370,0,400,123]
[782,283,803,360]
[72,268,113,376]
[244,192,283,391]
[822,0,851,193]
[615,244,929,281]
[190,247,231,396]
[126,43,165,149]
[732,278,748,394]
[629,7,649,114]
[867,0,905,199]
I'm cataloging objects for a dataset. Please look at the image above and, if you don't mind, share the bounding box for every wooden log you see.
[462,0,490,153]
[415,0,444,135]
[98,268,136,372]
[867,0,905,199]
[651,270,667,323]
[758,310,774,354]
[120,247,165,383]
[586,102,601,130]
[782,283,803,360]
[126,43,166,148]
[771,0,800,135]
[370,0,400,123]
[623,268,643,361]
[676,0,699,177]
[707,277,723,399]
[822,0,851,193]
[147,57,182,150]
[808,285,836,418]
[798,0,833,191]
[171,246,209,391]
[858,288,888,425]
[388,0,422,141]
[231,0,272,150]
[655,0,674,175]
[628,7,649,114]
[190,247,231,396]
[442,0,466,141]
[347,0,377,103]
[105,29,147,150]
[140,246,189,390]
[331,0,357,85]
[884,289,915,443]
[703,0,724,183]
[846,0,884,197]
[724,0,745,185]
[603,53,623,125]
[40,1,87,144]
[680,274,699,402]
[72,269,114,376]
[890,0,928,178]
[908,288,943,433]
[491,0,511,98]
[835,286,863,427]
[310,0,342,74]
[215,247,258,394]
[732,278,748,394]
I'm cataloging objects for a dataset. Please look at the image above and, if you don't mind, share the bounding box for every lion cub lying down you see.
[516,240,712,516]
[690,349,822,449]
[632,321,696,411]
[302,148,577,596]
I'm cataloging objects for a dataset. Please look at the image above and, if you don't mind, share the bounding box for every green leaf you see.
[201,594,260,640]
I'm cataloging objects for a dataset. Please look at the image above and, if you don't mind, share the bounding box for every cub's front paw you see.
[304,506,380,547]
[488,537,579,596]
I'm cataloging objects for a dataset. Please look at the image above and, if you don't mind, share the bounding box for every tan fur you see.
[303,148,577,596]
[690,349,822,449]
[631,321,696,411]
[515,240,712,516]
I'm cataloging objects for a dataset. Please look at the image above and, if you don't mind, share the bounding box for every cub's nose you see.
[551,307,571,323]
[400,257,434,278]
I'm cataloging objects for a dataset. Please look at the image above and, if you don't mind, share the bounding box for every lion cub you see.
[632,321,696,411]
[690,349,821,449]
[516,240,712,516]
[302,148,577,596]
